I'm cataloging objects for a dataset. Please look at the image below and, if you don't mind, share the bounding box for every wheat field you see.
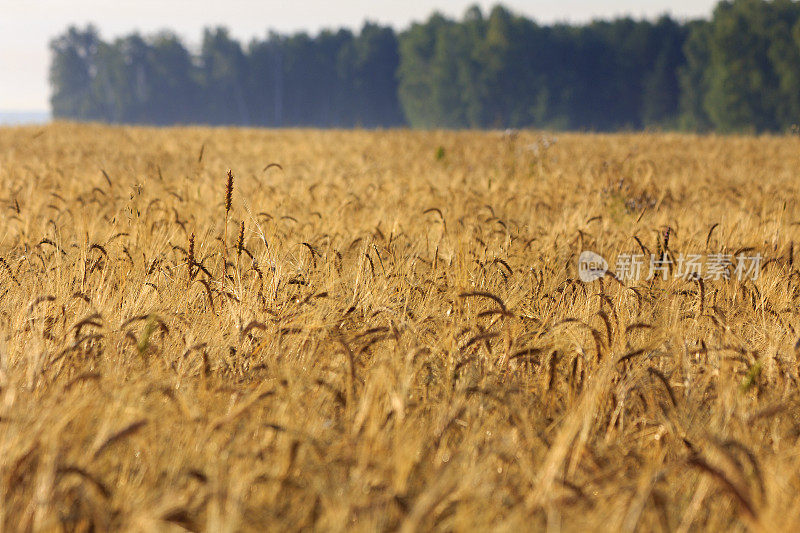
[1,124,800,531]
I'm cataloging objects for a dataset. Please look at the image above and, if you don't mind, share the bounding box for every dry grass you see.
[1,123,800,531]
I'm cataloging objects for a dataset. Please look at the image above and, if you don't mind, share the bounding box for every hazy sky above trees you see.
[3,0,718,111]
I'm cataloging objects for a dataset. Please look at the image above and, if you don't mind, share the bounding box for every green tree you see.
[679,20,713,130]
[397,13,453,127]
[705,0,776,131]
[247,32,285,126]
[199,28,250,125]
[681,0,800,132]
[347,23,405,127]
[50,25,104,120]
[149,32,200,125]
[641,17,688,127]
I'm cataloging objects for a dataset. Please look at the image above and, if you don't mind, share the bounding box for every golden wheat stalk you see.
[222,170,234,292]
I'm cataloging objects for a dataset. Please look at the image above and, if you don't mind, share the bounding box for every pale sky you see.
[1,0,720,112]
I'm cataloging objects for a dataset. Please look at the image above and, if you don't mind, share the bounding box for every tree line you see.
[49,0,800,132]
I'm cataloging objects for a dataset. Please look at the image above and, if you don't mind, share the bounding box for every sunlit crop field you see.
[2,124,800,531]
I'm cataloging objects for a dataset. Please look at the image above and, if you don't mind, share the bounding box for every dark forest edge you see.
[49,0,800,132]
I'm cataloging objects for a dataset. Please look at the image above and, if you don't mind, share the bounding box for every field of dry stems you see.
[1,123,800,531]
